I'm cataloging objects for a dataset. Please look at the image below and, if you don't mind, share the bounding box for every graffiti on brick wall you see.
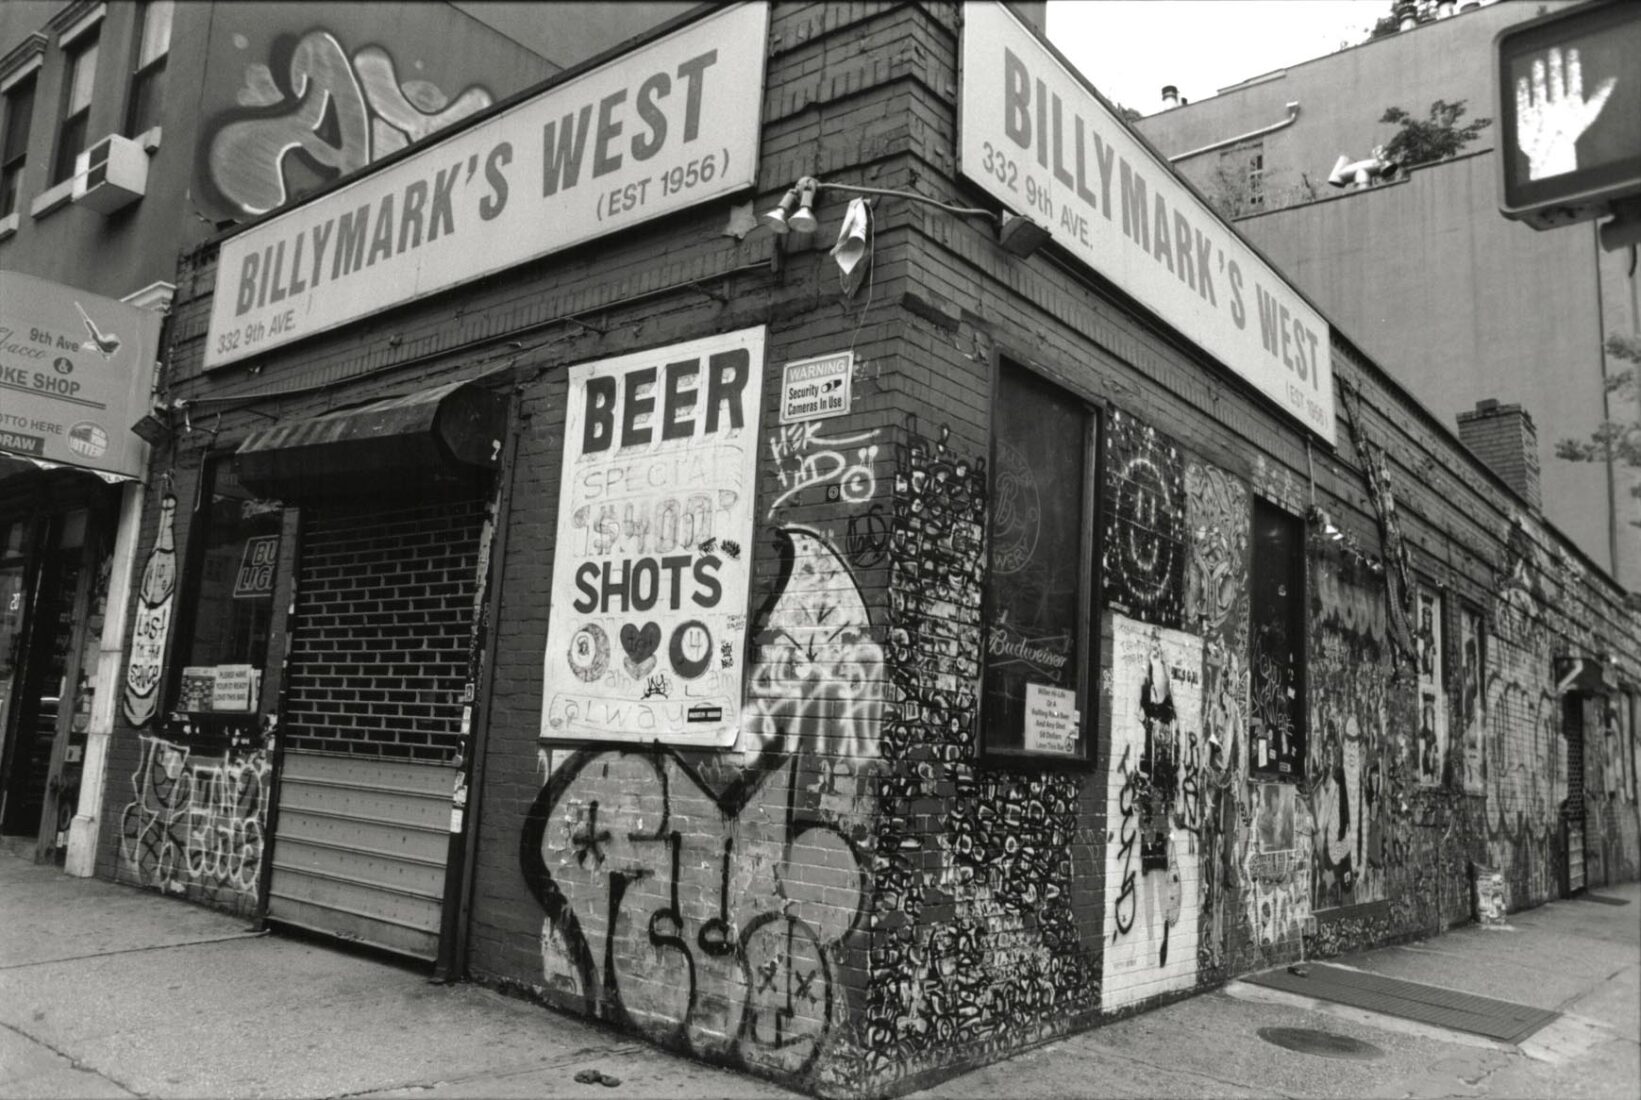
[521,748,865,1078]
[861,423,1097,1082]
[119,734,268,902]
[767,423,880,517]
[1183,462,1250,973]
[1415,586,1450,787]
[1241,783,1312,953]
[523,527,876,1078]
[1101,411,1185,628]
[201,30,494,218]
[744,527,885,773]
[1458,604,1486,794]
[1483,616,1564,907]
[1102,616,1204,1012]
[1308,551,1396,910]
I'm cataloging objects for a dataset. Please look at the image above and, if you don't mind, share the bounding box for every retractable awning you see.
[234,379,506,499]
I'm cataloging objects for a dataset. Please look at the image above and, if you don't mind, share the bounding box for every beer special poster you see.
[541,327,764,746]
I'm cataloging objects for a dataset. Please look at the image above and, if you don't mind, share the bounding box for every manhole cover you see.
[1257,1026,1384,1060]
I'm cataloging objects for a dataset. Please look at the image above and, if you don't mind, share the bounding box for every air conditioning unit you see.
[72,134,148,215]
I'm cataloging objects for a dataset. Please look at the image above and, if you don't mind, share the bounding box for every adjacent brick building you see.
[84,4,1640,1098]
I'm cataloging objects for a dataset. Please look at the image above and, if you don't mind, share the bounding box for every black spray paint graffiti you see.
[1101,410,1186,629]
[201,30,494,218]
[522,527,873,1079]
[845,504,892,569]
[862,422,1096,1083]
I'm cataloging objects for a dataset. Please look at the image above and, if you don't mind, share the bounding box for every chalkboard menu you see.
[982,364,1093,760]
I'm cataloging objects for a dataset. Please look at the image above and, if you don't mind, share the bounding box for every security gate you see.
[267,488,485,959]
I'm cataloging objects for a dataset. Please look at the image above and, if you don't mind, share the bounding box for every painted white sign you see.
[541,327,764,746]
[205,3,768,370]
[1023,682,1079,755]
[779,352,852,424]
[959,3,1335,443]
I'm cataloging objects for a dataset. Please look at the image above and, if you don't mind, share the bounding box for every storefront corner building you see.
[76,4,1640,1097]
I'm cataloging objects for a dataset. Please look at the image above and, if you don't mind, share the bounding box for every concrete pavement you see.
[2,840,1636,1099]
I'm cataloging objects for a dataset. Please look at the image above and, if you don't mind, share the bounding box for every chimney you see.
[1457,399,1542,510]
[1396,1,1419,31]
[1161,84,1180,109]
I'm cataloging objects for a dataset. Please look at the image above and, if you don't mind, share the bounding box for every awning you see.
[234,380,506,499]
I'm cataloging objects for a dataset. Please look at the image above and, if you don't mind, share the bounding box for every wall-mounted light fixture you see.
[1306,504,1345,541]
[762,176,1051,259]
[129,404,172,446]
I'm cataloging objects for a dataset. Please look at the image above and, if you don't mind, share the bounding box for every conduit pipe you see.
[1167,102,1301,163]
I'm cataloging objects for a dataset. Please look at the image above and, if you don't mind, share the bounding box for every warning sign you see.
[779,352,852,424]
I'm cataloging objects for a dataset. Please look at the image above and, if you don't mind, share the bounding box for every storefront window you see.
[981,361,1096,762]
[173,460,283,714]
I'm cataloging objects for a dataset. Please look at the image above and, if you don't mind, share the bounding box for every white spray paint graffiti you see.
[767,423,879,517]
[119,734,269,900]
[744,528,885,766]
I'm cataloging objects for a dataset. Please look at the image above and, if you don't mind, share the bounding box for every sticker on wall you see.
[124,494,178,727]
[779,352,852,424]
[540,327,764,747]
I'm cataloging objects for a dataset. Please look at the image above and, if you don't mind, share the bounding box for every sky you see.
[1045,1,1486,118]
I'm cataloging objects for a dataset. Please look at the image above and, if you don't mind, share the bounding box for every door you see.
[1564,694,1586,894]
[0,510,91,851]
[266,486,486,960]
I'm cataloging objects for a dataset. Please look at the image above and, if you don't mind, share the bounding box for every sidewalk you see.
[2,841,1636,1099]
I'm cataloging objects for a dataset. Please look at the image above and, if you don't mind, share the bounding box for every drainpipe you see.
[1168,102,1301,163]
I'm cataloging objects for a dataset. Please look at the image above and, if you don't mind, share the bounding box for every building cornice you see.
[0,32,47,92]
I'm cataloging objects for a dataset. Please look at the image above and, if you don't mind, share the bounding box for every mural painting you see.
[1101,616,1204,1011]
[1183,462,1252,973]
[862,423,1097,1084]
[1101,411,1185,629]
[119,733,269,911]
[522,525,875,1080]
[1241,783,1312,956]
[1307,546,1399,912]
[1458,604,1487,794]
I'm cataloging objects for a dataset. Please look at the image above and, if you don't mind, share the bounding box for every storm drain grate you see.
[1575,893,1630,906]
[1258,1027,1383,1060]
[1245,963,1559,1044]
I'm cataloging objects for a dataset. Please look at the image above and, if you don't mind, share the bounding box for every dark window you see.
[1249,497,1304,779]
[0,75,34,216]
[171,460,284,714]
[981,361,1098,762]
[52,30,98,185]
[124,0,171,137]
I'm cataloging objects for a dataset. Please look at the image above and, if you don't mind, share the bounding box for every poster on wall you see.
[540,327,764,747]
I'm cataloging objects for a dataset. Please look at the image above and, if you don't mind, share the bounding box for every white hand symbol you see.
[1515,46,1616,180]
